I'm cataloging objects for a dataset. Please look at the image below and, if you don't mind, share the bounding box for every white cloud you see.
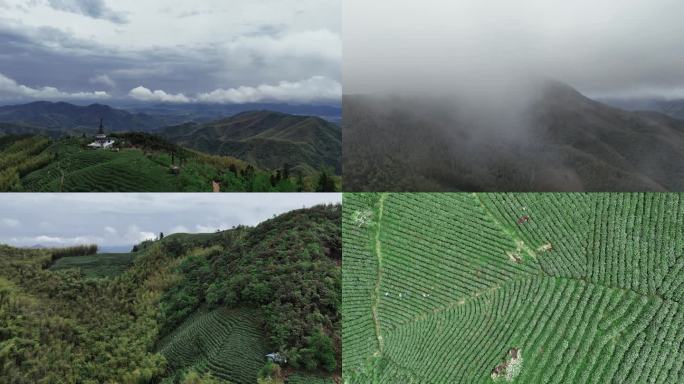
[123,224,156,243]
[34,235,65,243]
[169,225,189,233]
[195,223,230,233]
[138,231,156,241]
[104,226,117,235]
[89,74,116,88]
[0,72,110,100]
[196,76,341,104]
[1,218,20,228]
[31,234,101,245]
[128,85,190,103]
[129,76,340,104]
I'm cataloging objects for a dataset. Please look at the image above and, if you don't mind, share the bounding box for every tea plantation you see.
[158,308,268,384]
[0,135,329,192]
[343,193,684,383]
[49,252,137,278]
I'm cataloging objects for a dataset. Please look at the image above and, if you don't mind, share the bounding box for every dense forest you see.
[0,204,341,383]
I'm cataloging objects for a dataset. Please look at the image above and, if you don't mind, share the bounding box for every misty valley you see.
[343,80,684,192]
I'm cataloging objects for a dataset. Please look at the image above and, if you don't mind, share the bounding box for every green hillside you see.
[343,193,684,383]
[160,111,342,176]
[0,134,328,192]
[0,204,341,383]
[50,252,137,278]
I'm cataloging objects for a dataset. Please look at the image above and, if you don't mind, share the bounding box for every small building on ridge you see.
[88,118,116,149]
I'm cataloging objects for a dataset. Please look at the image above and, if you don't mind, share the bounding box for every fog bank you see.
[344,0,684,99]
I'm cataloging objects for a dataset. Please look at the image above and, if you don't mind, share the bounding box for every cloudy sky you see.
[345,0,684,99]
[0,193,341,250]
[0,0,340,105]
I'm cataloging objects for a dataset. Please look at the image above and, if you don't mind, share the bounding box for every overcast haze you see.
[0,193,341,249]
[0,0,340,105]
[344,0,684,99]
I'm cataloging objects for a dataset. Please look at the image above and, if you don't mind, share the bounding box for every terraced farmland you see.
[158,308,268,384]
[342,193,684,383]
[22,148,178,192]
[49,253,136,278]
[286,373,336,384]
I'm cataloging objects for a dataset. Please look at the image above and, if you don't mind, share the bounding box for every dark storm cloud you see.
[0,0,341,104]
[0,193,341,248]
[47,0,128,24]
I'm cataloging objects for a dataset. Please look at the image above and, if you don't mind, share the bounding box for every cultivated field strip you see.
[22,149,177,192]
[377,194,537,331]
[49,253,136,278]
[588,193,684,298]
[159,308,267,384]
[480,193,593,278]
[286,373,336,384]
[343,193,684,383]
[342,193,384,374]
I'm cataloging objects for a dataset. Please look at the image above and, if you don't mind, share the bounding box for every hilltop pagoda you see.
[88,118,116,149]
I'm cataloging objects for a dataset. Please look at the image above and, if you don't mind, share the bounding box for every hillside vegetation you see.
[0,204,341,383]
[0,134,331,192]
[160,111,342,176]
[344,193,684,383]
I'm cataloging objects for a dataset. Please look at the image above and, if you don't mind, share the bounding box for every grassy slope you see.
[49,253,137,278]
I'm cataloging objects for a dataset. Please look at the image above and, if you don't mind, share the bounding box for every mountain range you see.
[0,101,341,134]
[0,101,171,132]
[0,101,341,176]
[343,80,684,191]
[600,97,684,120]
[160,110,342,175]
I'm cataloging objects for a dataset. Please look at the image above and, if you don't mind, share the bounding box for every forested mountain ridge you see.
[0,101,170,132]
[343,80,684,191]
[160,111,342,175]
